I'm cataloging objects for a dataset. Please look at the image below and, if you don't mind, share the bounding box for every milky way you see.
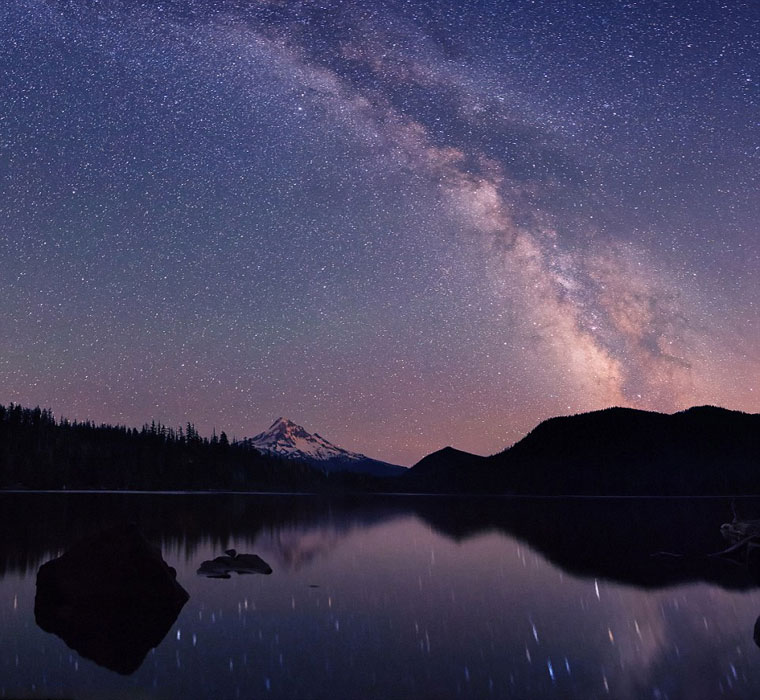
[1,0,758,464]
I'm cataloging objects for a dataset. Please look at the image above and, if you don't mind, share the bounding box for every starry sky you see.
[1,0,758,465]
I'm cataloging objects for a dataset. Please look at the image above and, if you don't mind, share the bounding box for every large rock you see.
[34,523,189,675]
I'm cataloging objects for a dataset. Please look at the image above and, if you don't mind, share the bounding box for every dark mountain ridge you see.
[400,446,488,491]
[404,405,760,496]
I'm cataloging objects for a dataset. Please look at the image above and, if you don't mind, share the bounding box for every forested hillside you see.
[0,403,353,491]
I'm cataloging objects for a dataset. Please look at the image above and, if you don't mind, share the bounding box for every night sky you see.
[1,0,758,465]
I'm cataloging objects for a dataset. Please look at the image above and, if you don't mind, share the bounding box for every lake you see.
[2,493,760,699]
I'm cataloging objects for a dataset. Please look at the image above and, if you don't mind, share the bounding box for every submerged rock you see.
[34,523,189,675]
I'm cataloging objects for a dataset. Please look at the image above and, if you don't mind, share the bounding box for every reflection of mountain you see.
[4,493,760,593]
[266,528,343,571]
[253,500,410,571]
[34,524,188,675]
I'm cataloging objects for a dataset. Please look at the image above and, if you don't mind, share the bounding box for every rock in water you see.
[34,523,189,675]
[197,551,273,578]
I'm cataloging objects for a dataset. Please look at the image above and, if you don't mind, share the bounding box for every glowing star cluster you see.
[0,0,758,464]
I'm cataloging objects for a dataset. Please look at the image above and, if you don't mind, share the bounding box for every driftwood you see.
[710,503,760,568]
[652,503,760,566]
[720,501,760,543]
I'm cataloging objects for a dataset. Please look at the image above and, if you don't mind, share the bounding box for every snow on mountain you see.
[242,417,406,476]
[246,417,367,463]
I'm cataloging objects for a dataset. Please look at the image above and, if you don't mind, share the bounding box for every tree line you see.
[0,403,372,491]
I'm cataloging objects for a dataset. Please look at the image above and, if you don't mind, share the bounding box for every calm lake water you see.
[2,493,760,699]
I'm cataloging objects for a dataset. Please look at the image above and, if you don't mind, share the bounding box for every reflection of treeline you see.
[0,403,375,492]
[0,492,406,578]
[1,491,757,592]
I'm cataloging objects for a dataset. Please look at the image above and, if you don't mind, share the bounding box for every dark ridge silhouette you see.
[403,406,760,495]
[34,524,189,675]
[402,446,487,490]
[2,402,758,495]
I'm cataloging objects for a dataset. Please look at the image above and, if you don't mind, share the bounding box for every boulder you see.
[34,523,189,675]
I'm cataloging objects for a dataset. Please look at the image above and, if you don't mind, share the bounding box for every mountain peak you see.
[266,417,311,441]
[241,417,406,477]
[408,445,486,478]
[247,417,365,464]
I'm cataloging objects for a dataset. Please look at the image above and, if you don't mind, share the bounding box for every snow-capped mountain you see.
[248,417,364,462]
[242,417,405,477]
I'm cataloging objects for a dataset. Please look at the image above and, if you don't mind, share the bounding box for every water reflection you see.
[34,524,189,675]
[2,493,760,698]
[0,494,756,589]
